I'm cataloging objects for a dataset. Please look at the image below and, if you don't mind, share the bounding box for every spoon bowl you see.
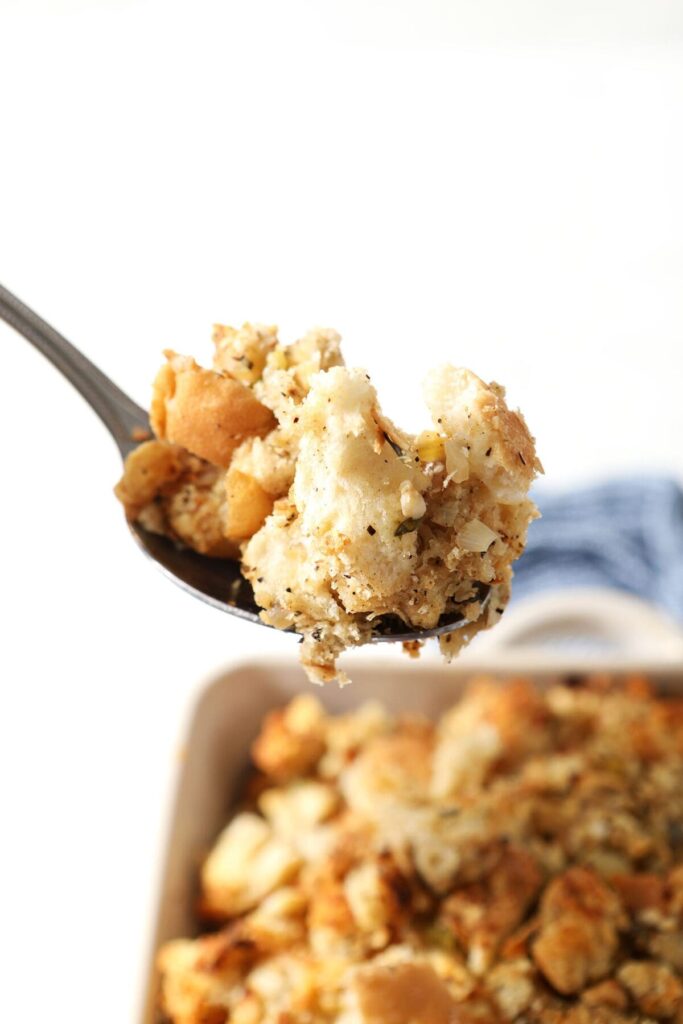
[130,522,489,641]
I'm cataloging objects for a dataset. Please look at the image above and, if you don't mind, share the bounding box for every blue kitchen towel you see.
[511,477,683,620]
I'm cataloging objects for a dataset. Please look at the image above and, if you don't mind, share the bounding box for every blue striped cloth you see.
[512,477,683,620]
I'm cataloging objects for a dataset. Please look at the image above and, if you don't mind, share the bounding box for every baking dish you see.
[140,587,683,1024]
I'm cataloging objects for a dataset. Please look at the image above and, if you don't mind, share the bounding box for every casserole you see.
[141,588,683,1023]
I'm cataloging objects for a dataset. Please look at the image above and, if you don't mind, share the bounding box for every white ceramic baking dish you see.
[140,587,683,1024]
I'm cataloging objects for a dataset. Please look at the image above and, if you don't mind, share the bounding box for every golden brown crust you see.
[151,352,275,468]
[113,439,186,519]
[533,913,617,995]
[485,388,544,486]
[223,466,275,542]
[581,979,629,1011]
[115,439,239,558]
[440,847,543,975]
[250,696,326,782]
[352,962,459,1024]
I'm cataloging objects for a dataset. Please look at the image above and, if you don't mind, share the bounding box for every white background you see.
[1,2,683,1021]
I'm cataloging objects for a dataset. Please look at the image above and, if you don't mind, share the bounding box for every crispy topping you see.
[158,677,683,1023]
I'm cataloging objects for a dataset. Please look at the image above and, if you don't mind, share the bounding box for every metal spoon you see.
[0,283,488,642]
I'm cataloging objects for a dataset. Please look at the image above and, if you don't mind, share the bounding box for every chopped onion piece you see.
[399,480,427,519]
[457,518,500,552]
[444,439,469,483]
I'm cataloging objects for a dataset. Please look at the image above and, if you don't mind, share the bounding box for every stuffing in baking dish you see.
[116,324,541,683]
[157,675,683,1023]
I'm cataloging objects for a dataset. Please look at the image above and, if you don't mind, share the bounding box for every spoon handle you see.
[0,283,149,456]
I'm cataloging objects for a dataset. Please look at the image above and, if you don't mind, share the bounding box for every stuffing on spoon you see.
[115,324,542,683]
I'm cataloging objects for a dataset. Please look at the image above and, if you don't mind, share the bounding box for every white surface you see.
[1,2,683,1021]
[463,587,683,662]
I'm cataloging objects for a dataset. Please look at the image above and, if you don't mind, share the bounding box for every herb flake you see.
[383,431,404,458]
[395,517,422,537]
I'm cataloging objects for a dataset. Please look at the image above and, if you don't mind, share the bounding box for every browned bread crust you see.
[151,352,275,467]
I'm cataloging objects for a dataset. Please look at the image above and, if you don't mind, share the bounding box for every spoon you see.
[0,283,488,642]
